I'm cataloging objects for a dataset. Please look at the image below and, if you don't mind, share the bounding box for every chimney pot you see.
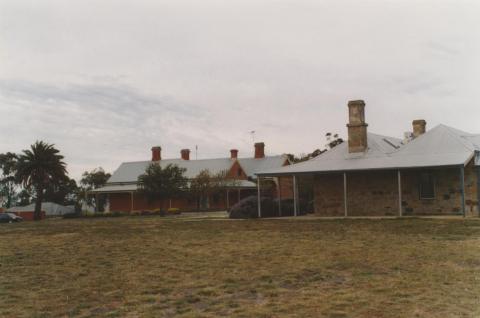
[412,119,427,138]
[347,100,368,153]
[254,142,265,159]
[181,149,190,160]
[151,146,162,161]
[230,149,238,159]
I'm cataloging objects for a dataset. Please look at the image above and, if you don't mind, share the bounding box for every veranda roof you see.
[257,125,480,177]
[89,184,138,193]
[90,179,257,194]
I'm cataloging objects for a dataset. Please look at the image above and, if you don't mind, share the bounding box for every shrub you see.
[63,212,82,219]
[63,211,128,218]
[229,196,309,219]
[229,196,276,219]
[152,208,166,217]
[272,198,308,216]
[100,211,126,217]
[167,208,181,215]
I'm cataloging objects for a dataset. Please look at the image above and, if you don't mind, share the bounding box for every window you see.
[237,169,242,177]
[419,172,435,199]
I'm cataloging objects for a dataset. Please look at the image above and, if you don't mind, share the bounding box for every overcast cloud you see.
[1,0,479,179]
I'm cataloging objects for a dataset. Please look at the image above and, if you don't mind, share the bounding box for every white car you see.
[6,213,23,222]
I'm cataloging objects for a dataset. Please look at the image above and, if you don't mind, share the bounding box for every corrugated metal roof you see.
[108,158,234,183]
[92,178,256,193]
[225,180,258,188]
[106,155,287,184]
[257,125,480,176]
[238,155,288,177]
[90,184,139,193]
[7,202,75,216]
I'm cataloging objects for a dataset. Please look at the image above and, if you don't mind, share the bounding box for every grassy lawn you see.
[1,215,479,317]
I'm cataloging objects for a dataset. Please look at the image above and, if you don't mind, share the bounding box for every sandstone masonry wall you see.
[313,160,479,217]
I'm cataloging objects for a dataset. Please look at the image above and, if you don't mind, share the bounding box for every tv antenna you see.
[249,130,256,143]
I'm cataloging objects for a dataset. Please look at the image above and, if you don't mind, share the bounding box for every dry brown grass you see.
[1,215,479,317]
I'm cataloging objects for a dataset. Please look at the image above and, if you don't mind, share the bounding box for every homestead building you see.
[92,143,292,212]
[257,100,480,217]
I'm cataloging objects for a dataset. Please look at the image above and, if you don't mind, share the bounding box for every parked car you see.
[0,213,23,223]
[6,213,23,221]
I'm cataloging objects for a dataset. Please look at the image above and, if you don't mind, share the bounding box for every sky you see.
[1,0,479,180]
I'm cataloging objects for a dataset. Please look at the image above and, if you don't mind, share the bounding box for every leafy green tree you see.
[0,152,18,208]
[189,170,236,210]
[325,132,344,149]
[43,176,79,205]
[79,168,111,211]
[16,141,67,220]
[80,168,111,190]
[287,132,344,163]
[17,188,34,206]
[138,163,188,205]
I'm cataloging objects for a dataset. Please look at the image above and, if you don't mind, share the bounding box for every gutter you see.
[255,164,471,178]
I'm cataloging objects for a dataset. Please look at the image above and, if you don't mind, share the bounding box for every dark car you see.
[0,213,23,223]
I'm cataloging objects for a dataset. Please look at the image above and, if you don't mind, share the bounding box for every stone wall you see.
[347,170,398,216]
[401,162,478,216]
[313,161,479,217]
[313,174,345,216]
[465,163,478,216]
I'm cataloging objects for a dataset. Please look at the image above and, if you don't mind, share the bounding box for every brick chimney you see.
[230,149,238,159]
[151,146,161,161]
[254,142,265,159]
[181,149,190,160]
[412,119,427,138]
[347,100,368,153]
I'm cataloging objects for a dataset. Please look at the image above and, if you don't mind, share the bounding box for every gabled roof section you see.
[238,155,289,178]
[257,125,478,176]
[90,184,139,193]
[108,158,234,183]
[107,154,290,184]
[395,125,476,155]
[108,161,151,184]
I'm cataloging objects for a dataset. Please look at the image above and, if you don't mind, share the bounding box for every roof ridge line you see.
[442,125,475,152]
[367,131,402,141]
[120,155,285,165]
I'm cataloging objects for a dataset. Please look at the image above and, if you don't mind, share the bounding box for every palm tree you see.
[16,141,67,220]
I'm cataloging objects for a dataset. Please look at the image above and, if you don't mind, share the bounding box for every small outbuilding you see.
[7,202,75,220]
